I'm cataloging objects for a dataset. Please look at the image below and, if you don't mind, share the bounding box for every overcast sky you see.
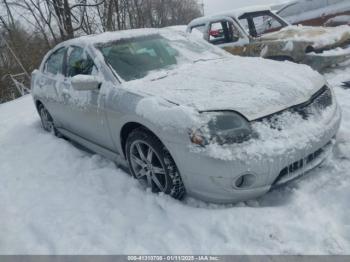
[202,0,290,15]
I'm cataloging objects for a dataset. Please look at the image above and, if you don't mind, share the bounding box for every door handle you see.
[38,79,45,88]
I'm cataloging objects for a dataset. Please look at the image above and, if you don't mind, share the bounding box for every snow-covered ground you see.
[1,64,350,255]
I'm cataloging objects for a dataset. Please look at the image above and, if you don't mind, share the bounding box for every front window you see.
[239,11,288,37]
[97,32,225,82]
[67,46,97,77]
[190,24,206,38]
[209,21,241,45]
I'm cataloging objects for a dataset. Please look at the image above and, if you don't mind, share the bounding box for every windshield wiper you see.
[150,74,169,81]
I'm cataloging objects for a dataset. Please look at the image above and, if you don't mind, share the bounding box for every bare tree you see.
[94,0,201,31]
[0,0,202,102]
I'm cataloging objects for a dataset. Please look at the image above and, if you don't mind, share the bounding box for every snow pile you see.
[282,40,294,51]
[308,46,350,57]
[1,66,350,254]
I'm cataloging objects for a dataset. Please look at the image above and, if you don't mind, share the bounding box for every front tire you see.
[126,128,185,200]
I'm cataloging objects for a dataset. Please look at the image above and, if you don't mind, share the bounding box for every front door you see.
[61,46,114,150]
[36,47,67,128]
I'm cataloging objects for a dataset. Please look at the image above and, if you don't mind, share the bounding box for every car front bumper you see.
[166,102,342,204]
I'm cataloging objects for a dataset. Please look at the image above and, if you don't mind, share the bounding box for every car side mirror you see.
[71,75,101,91]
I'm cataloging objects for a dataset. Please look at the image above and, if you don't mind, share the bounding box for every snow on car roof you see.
[56,28,165,48]
[189,5,272,27]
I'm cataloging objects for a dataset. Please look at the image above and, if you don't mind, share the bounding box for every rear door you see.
[35,47,67,127]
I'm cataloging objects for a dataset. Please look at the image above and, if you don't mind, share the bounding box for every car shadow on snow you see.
[258,166,326,207]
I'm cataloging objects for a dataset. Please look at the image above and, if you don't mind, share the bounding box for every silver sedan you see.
[31,28,341,203]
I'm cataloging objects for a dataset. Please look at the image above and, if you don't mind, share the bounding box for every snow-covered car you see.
[31,28,341,204]
[276,0,350,27]
[187,6,350,71]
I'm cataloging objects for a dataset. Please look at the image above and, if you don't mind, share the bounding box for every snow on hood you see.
[261,25,350,49]
[123,56,325,121]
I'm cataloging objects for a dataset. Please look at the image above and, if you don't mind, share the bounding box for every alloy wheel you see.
[129,140,168,193]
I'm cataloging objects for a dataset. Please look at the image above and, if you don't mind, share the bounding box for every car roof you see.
[188,5,272,27]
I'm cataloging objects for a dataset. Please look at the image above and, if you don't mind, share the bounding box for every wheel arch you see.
[121,121,186,200]
[34,99,44,113]
[120,122,164,159]
[266,55,295,62]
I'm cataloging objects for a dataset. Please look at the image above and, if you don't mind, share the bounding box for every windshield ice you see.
[96,31,226,81]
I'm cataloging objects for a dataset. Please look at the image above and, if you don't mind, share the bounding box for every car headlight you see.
[190,112,253,146]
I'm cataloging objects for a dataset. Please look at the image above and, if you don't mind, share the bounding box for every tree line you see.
[0,0,202,102]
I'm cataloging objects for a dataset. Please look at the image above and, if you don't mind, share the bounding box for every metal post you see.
[200,0,205,16]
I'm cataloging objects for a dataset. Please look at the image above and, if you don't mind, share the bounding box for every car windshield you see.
[239,11,288,37]
[97,32,225,81]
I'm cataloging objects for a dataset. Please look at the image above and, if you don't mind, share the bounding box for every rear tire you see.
[126,128,186,200]
[38,104,60,136]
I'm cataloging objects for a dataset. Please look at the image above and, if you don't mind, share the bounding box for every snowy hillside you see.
[0,64,350,254]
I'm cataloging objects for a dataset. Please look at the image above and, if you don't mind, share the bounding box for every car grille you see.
[273,141,332,186]
[257,86,333,128]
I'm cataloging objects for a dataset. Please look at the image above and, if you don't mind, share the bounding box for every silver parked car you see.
[31,28,341,203]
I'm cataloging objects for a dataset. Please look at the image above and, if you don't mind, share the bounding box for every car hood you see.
[123,57,325,121]
[260,25,350,50]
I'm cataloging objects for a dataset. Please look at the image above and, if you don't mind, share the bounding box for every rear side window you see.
[239,12,288,37]
[67,46,96,77]
[45,48,66,75]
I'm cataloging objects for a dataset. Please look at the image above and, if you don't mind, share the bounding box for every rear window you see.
[45,48,66,75]
[239,11,288,37]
